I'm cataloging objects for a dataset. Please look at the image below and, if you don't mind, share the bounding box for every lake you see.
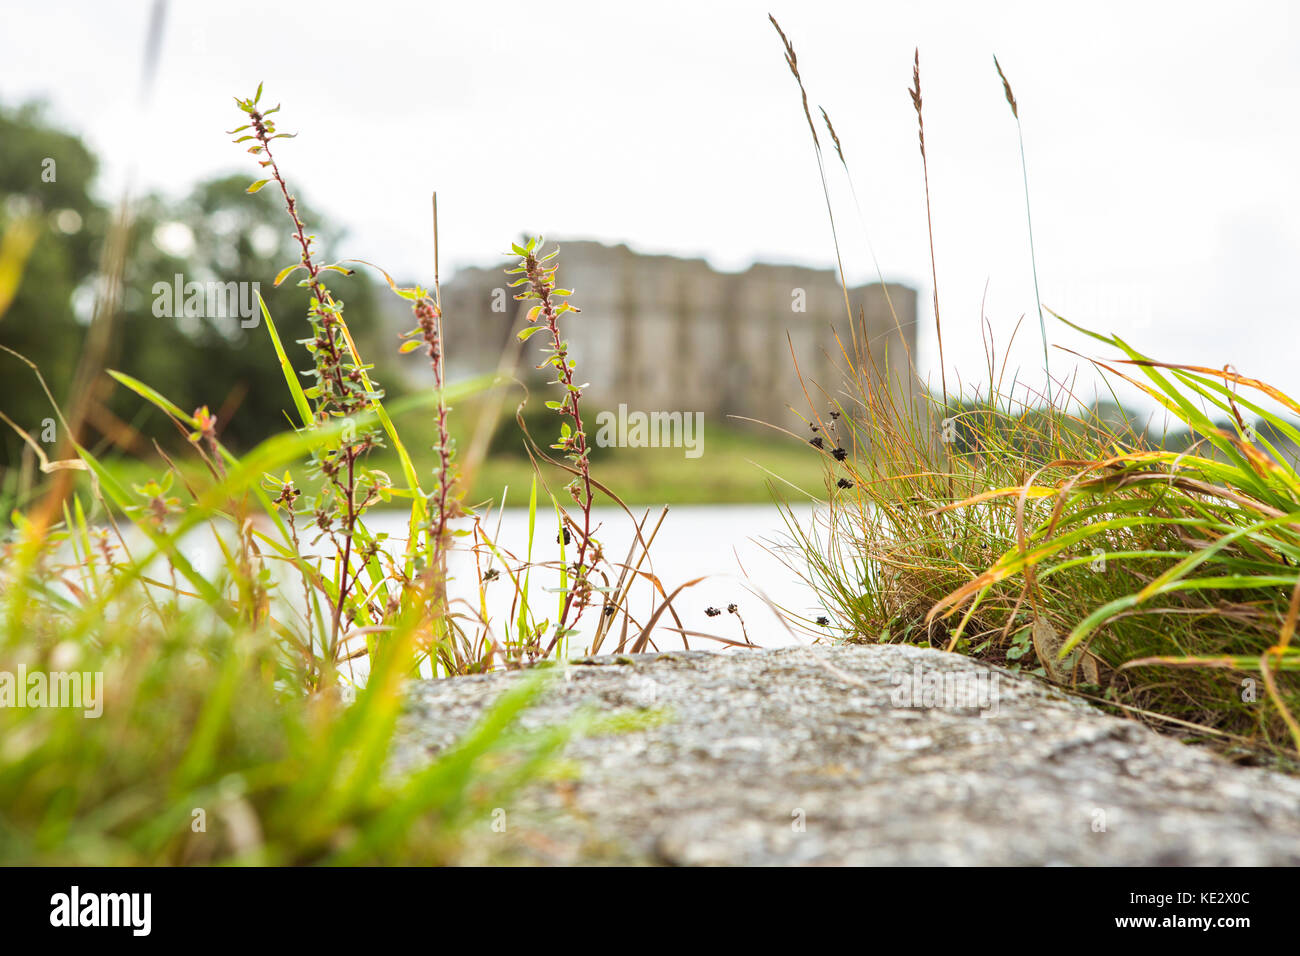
[159,502,827,667]
[389,502,825,656]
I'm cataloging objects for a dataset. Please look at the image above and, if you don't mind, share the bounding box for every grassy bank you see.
[768,16,1300,765]
[0,89,696,863]
[44,410,827,510]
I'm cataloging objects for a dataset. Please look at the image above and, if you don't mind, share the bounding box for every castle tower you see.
[393,240,918,443]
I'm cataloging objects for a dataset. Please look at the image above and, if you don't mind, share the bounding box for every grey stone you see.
[392,644,1300,865]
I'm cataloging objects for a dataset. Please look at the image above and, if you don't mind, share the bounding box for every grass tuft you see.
[768,25,1300,765]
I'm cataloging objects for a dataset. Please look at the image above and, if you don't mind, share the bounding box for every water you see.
[386,502,825,655]
[148,502,827,664]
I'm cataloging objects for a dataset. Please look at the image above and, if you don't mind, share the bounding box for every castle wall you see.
[394,240,918,436]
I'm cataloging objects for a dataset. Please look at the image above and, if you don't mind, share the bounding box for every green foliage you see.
[0,101,102,451]
[0,98,389,479]
[0,577,562,864]
[0,89,693,862]
[766,23,1300,762]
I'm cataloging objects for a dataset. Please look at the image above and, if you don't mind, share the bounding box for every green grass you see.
[71,411,827,508]
[0,354,578,862]
[465,421,826,506]
[783,351,1300,762]
[768,18,1300,765]
[0,96,695,864]
[0,600,567,864]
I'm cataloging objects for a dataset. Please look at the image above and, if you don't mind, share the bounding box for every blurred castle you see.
[395,240,917,430]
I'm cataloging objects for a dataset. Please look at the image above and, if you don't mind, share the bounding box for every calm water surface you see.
[149,503,825,667]
[378,503,824,655]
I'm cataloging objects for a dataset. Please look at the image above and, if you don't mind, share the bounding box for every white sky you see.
[3,0,1298,418]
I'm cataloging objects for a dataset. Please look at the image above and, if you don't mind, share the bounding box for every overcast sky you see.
[3,1,1298,418]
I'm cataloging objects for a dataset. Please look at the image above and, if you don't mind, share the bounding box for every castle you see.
[405,240,918,432]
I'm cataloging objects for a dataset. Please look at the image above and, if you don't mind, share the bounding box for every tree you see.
[0,101,392,471]
[0,100,104,463]
[108,173,387,452]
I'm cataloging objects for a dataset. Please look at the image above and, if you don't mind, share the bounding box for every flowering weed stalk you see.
[230,86,389,659]
[510,239,597,653]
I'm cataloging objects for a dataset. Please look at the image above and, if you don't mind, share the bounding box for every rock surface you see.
[393,644,1300,865]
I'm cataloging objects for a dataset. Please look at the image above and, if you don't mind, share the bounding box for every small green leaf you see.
[273,264,303,287]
